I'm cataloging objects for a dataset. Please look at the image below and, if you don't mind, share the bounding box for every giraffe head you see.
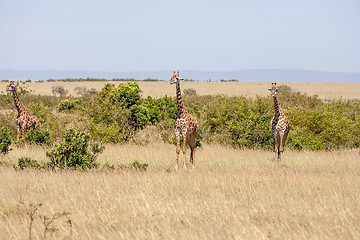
[6,81,16,92]
[169,71,184,85]
[268,82,278,96]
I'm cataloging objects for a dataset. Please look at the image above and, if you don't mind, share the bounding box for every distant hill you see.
[1,69,360,82]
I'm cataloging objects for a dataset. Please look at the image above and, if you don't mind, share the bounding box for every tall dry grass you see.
[1,143,359,239]
[1,81,360,100]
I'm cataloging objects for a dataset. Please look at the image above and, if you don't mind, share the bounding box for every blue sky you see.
[0,0,359,73]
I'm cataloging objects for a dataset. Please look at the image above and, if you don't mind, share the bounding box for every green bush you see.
[17,157,43,170]
[24,129,53,146]
[0,126,12,154]
[98,82,140,107]
[46,129,104,169]
[194,95,272,149]
[88,83,177,143]
[28,103,48,123]
[286,99,360,150]
[57,99,82,112]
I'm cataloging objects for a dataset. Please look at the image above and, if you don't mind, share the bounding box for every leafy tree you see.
[51,86,68,97]
[183,88,197,96]
[74,86,87,96]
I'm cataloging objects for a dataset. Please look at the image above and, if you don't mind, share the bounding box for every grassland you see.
[1,81,360,100]
[1,80,360,239]
[1,142,359,239]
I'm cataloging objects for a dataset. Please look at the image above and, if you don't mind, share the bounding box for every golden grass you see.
[1,143,359,239]
[1,81,360,100]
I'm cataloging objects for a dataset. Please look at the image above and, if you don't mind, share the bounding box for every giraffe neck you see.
[12,90,26,114]
[176,81,187,116]
[273,95,282,117]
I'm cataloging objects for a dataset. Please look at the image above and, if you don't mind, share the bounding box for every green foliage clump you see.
[197,95,272,149]
[118,160,149,171]
[24,129,53,146]
[29,103,48,123]
[88,82,177,143]
[98,82,140,107]
[17,157,43,170]
[88,83,140,142]
[0,126,12,154]
[57,99,82,112]
[287,99,360,150]
[130,161,148,171]
[130,96,177,129]
[46,129,104,169]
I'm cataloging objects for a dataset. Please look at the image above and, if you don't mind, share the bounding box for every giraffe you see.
[268,82,290,161]
[6,81,40,141]
[170,71,199,170]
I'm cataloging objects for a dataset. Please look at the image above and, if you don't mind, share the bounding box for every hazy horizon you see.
[1,69,360,82]
[2,68,360,74]
[1,0,359,75]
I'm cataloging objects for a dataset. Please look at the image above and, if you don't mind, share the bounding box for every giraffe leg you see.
[188,131,198,169]
[190,147,196,169]
[279,135,286,162]
[174,131,180,171]
[182,133,188,169]
[278,136,284,161]
[273,137,277,161]
[274,133,282,161]
[278,147,282,161]
[16,126,21,141]
[22,126,26,139]
[188,137,195,168]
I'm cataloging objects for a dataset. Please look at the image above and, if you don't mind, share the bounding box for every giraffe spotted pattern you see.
[170,71,199,170]
[268,82,290,161]
[6,81,40,141]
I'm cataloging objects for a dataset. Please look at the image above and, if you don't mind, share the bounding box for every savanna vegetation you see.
[1,81,359,153]
[1,80,360,239]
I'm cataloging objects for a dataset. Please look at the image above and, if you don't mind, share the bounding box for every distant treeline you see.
[1,78,164,82]
[1,78,199,83]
